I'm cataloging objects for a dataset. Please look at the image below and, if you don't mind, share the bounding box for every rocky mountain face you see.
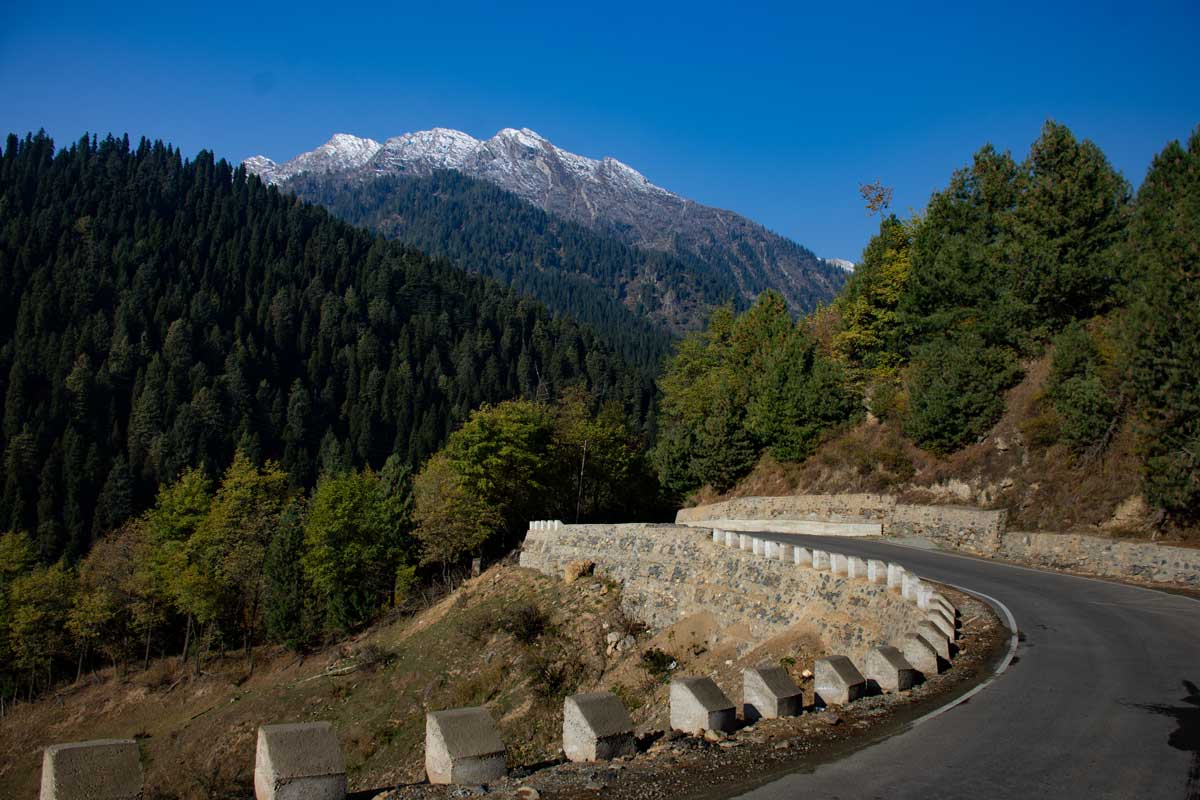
[247,128,847,314]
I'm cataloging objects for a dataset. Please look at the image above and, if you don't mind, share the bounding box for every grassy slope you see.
[0,564,833,799]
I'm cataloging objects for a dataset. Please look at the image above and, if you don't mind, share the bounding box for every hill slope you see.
[0,131,652,560]
[246,128,848,319]
[284,169,741,366]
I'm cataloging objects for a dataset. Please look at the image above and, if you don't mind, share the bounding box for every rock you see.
[606,632,621,645]
[821,711,842,726]
[563,560,595,584]
[703,729,727,743]
[773,740,791,750]
[801,669,813,679]
[515,788,540,800]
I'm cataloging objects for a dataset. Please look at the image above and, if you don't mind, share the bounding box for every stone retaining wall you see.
[1001,531,1200,588]
[677,494,1198,587]
[676,495,1006,555]
[519,522,924,662]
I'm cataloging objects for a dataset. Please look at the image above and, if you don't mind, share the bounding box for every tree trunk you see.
[576,440,588,523]
[143,625,153,671]
[180,615,193,671]
[75,647,85,684]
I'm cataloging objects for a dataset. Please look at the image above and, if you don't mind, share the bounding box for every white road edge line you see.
[909,581,1019,728]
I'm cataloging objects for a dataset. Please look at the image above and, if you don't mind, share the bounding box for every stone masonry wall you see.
[1000,531,1200,588]
[519,523,923,663]
[677,494,1198,587]
[677,495,1006,556]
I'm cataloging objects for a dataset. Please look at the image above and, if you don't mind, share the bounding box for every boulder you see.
[255,722,346,800]
[563,692,636,762]
[670,677,736,734]
[40,739,143,800]
[864,646,918,692]
[742,666,803,722]
[814,656,866,706]
[425,707,507,785]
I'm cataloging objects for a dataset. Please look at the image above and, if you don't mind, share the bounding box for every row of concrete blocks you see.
[41,626,965,800]
[710,529,960,626]
[36,691,636,799]
[529,519,564,531]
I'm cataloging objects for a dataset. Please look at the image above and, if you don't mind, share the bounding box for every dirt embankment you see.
[1,565,1005,800]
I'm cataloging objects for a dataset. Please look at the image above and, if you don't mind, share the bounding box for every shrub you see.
[500,601,548,643]
[640,647,675,681]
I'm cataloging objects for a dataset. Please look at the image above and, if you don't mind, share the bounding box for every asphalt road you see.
[734,533,1200,800]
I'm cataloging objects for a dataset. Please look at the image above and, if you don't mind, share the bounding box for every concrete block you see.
[916,622,951,661]
[929,605,958,633]
[887,562,905,591]
[711,528,722,544]
[916,581,935,609]
[739,534,752,551]
[898,634,940,675]
[830,553,849,576]
[725,530,737,548]
[255,722,346,800]
[563,692,636,762]
[670,677,736,734]
[794,547,813,567]
[40,739,143,800]
[776,542,794,562]
[867,559,888,584]
[812,550,831,571]
[929,593,957,617]
[927,610,956,641]
[814,656,866,706]
[425,707,507,785]
[902,572,920,602]
[742,666,803,722]
[751,537,763,556]
[847,556,869,580]
[864,646,918,693]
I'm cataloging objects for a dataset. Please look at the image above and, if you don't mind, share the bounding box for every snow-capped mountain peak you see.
[247,133,381,183]
[242,127,849,315]
[824,258,855,272]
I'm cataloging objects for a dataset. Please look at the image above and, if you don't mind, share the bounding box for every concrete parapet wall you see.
[520,523,923,662]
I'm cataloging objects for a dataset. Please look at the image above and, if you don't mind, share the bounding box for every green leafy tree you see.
[181,453,288,668]
[7,562,76,694]
[412,453,501,575]
[264,498,309,649]
[301,468,412,633]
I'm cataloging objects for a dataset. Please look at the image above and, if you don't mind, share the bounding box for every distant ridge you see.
[247,128,847,316]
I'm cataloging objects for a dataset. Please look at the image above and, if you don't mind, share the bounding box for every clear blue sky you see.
[2,1,1197,261]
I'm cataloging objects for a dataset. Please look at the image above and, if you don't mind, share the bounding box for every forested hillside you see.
[285,170,743,364]
[659,122,1200,533]
[0,131,654,565]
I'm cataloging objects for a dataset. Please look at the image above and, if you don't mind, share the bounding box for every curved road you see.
[735,533,1200,800]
